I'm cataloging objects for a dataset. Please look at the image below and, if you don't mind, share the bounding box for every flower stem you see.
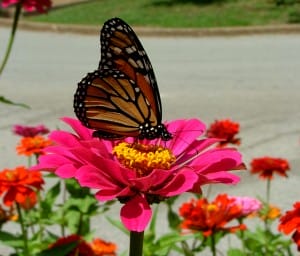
[0,3,22,76]
[266,179,271,205]
[61,180,66,237]
[129,231,144,256]
[210,233,216,256]
[264,179,272,232]
[16,203,29,256]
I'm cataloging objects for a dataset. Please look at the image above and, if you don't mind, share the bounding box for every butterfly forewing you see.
[98,18,162,120]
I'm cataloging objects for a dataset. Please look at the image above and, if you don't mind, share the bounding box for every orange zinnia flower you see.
[16,135,52,156]
[0,166,44,207]
[278,202,300,251]
[90,238,117,256]
[260,204,281,221]
[250,156,290,180]
[49,235,94,256]
[179,194,246,237]
[206,119,241,147]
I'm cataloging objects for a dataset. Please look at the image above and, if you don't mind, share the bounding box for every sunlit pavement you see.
[1,27,300,254]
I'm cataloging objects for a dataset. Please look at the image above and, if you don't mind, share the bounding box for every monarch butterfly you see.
[74,17,172,141]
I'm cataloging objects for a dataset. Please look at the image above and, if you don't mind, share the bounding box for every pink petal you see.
[95,187,134,201]
[120,195,152,232]
[55,164,78,178]
[61,117,93,140]
[200,171,240,184]
[80,140,112,159]
[131,169,173,191]
[175,138,221,165]
[32,154,71,170]
[49,131,80,147]
[166,119,206,156]
[154,168,198,196]
[75,160,134,189]
[191,148,243,173]
[76,165,119,189]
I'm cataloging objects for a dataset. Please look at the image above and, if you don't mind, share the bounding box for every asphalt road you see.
[0,27,300,255]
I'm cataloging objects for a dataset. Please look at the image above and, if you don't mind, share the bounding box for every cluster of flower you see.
[0,118,298,255]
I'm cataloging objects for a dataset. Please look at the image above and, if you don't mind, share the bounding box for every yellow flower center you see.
[207,204,218,212]
[113,142,176,177]
[5,171,17,181]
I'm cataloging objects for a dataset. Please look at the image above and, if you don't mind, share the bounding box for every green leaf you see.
[44,181,61,205]
[227,248,245,256]
[64,197,98,215]
[148,205,159,235]
[0,95,30,108]
[0,230,23,248]
[65,179,91,198]
[167,206,181,230]
[106,216,129,235]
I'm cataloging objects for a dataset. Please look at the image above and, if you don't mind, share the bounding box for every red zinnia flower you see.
[1,0,51,13]
[250,156,290,180]
[13,124,49,137]
[206,119,240,147]
[278,202,300,251]
[179,194,246,237]
[90,238,117,256]
[49,235,94,256]
[0,166,44,207]
[16,135,52,157]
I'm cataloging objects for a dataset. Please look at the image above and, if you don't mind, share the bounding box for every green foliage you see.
[288,8,300,23]
[27,0,300,28]
[237,227,292,256]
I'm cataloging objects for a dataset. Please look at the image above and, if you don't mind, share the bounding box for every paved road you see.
[0,27,300,254]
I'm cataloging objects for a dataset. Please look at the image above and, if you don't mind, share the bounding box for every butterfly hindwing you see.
[74,69,159,139]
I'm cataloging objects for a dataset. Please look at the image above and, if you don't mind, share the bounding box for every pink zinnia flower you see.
[1,0,51,13]
[33,117,243,232]
[229,196,262,216]
[13,124,50,137]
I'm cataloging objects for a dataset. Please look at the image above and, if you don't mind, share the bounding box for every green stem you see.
[16,203,29,256]
[239,219,246,254]
[76,211,83,235]
[37,191,44,242]
[264,179,271,232]
[0,3,22,76]
[266,179,271,205]
[129,231,144,256]
[60,180,66,237]
[210,233,216,256]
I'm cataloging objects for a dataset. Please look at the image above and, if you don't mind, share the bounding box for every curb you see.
[1,18,300,37]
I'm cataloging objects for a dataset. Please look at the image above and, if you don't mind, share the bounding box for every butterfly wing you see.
[74,69,159,139]
[98,18,162,122]
[74,18,172,140]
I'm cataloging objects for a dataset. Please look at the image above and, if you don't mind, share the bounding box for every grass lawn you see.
[26,0,300,28]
